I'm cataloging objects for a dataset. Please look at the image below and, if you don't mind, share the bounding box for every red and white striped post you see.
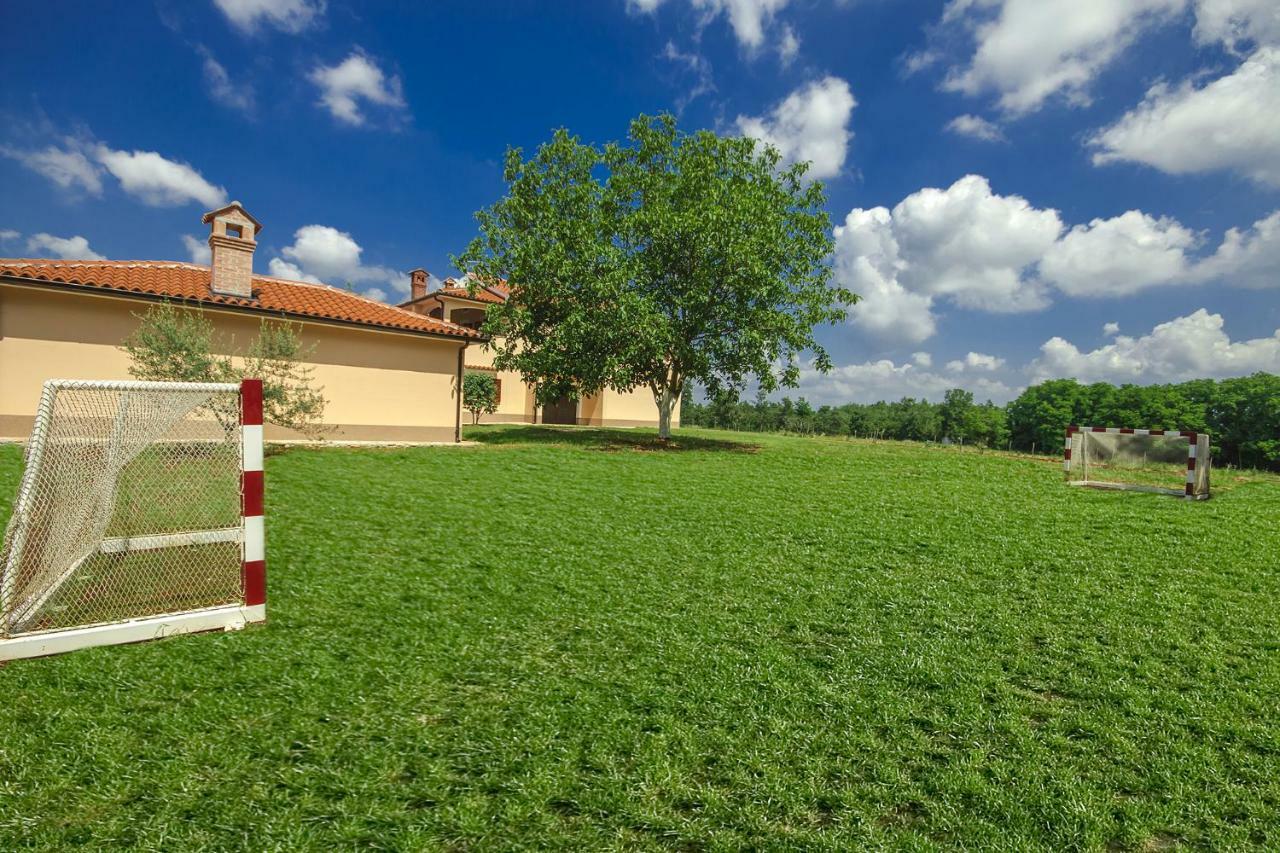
[240,379,267,620]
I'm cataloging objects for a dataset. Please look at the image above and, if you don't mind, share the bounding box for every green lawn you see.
[2,426,1279,850]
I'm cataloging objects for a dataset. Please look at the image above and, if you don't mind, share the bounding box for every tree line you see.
[681,372,1280,471]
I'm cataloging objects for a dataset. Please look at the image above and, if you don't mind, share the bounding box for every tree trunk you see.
[656,388,675,440]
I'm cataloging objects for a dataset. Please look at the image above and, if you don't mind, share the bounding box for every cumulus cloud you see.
[629,0,792,53]
[937,0,1186,114]
[794,357,1017,405]
[1,142,104,195]
[213,0,324,34]
[945,113,1005,142]
[1089,46,1280,187]
[25,233,105,261]
[836,175,1059,343]
[309,50,407,127]
[835,172,1280,344]
[947,351,1006,371]
[1030,309,1280,383]
[4,136,226,208]
[198,46,254,113]
[1194,209,1280,288]
[182,234,212,264]
[1040,210,1201,297]
[911,351,933,368]
[735,76,855,180]
[93,145,228,207]
[0,229,19,242]
[1103,321,1121,335]
[268,224,408,300]
[1192,0,1280,52]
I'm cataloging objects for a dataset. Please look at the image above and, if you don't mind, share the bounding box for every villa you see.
[0,202,671,442]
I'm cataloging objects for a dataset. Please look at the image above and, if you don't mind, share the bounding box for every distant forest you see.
[680,373,1280,471]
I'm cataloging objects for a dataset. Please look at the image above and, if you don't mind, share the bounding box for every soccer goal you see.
[1065,426,1210,500]
[0,379,266,661]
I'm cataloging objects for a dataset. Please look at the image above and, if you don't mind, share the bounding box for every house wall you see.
[0,284,465,443]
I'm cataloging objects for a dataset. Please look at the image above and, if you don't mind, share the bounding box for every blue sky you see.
[2,0,1277,403]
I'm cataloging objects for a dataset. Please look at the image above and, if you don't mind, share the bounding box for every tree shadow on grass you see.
[465,425,760,453]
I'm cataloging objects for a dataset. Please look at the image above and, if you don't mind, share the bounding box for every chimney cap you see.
[202,200,263,235]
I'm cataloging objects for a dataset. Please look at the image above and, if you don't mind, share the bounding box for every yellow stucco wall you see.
[459,338,675,428]
[0,284,465,442]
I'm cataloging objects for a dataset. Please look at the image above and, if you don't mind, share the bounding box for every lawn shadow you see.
[465,425,759,453]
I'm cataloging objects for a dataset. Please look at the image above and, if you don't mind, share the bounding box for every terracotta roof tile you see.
[0,259,481,340]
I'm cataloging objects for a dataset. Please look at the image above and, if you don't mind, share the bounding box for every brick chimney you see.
[410,268,429,301]
[202,201,262,298]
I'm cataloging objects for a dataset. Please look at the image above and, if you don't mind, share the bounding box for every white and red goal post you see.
[1065,426,1211,500]
[0,379,267,661]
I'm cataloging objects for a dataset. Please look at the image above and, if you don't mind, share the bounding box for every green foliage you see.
[683,390,1009,448]
[456,113,853,437]
[462,372,499,425]
[2,431,1279,848]
[685,373,1278,470]
[122,302,327,437]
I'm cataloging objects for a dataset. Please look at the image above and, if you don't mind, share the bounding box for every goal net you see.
[1065,426,1210,499]
[0,379,266,660]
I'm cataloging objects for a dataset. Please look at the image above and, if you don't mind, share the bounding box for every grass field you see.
[2,426,1279,850]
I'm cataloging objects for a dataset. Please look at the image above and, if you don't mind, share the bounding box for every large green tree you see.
[456,113,853,438]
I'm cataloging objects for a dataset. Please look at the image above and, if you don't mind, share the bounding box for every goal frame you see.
[1065,425,1210,500]
[0,378,267,661]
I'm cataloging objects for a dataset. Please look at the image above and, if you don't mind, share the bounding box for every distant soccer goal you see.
[0,379,266,661]
[1065,426,1210,500]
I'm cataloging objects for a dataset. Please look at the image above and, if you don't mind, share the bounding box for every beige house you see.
[0,202,672,442]
[399,277,676,428]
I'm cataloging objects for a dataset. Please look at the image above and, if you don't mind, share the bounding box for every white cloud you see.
[1103,321,1121,335]
[834,206,938,344]
[182,234,212,264]
[778,24,800,64]
[662,42,716,113]
[947,351,1006,371]
[308,50,406,127]
[199,46,254,113]
[1031,309,1280,383]
[936,0,1186,114]
[1193,0,1280,51]
[213,0,324,34]
[795,357,1017,405]
[1089,46,1280,187]
[1194,209,1280,288]
[0,229,20,242]
[1040,210,1201,297]
[630,0,792,52]
[735,76,855,180]
[945,113,1005,142]
[834,176,1064,344]
[1,142,104,195]
[911,351,933,368]
[25,233,105,261]
[269,224,408,298]
[93,145,228,208]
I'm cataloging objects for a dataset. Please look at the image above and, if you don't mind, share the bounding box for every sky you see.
[1,0,1277,405]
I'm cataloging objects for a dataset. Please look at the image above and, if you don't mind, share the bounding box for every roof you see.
[435,284,505,305]
[0,259,482,340]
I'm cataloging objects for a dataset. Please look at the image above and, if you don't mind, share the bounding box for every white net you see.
[1067,429,1210,498]
[0,381,244,637]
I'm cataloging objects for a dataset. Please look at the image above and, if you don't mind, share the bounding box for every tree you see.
[940,388,975,443]
[456,113,853,439]
[122,302,327,437]
[463,372,499,425]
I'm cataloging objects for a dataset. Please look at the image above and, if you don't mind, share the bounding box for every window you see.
[225,224,243,239]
